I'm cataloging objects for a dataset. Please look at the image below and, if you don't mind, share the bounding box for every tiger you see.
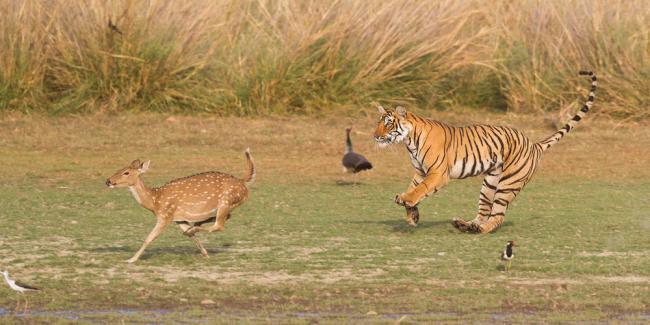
[373,71,597,233]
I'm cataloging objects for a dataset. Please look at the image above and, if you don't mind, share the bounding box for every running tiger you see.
[373,71,597,233]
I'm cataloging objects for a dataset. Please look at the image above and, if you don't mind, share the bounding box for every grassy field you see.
[1,0,649,119]
[0,111,649,323]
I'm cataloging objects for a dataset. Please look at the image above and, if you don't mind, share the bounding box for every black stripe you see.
[483,180,497,190]
[572,115,581,121]
[581,106,589,113]
[494,198,508,205]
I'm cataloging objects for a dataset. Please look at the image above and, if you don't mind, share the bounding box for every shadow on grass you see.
[335,180,365,186]
[352,219,515,234]
[351,219,449,232]
[89,242,234,258]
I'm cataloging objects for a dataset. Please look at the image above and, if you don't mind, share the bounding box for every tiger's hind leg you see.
[452,170,501,232]
[474,169,535,233]
[474,149,541,233]
[475,185,521,234]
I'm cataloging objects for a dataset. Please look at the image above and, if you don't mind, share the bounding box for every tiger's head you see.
[373,105,412,147]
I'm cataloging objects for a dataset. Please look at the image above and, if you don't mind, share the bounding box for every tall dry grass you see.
[0,0,648,119]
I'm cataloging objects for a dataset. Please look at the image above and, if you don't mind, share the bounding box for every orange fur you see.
[373,72,596,233]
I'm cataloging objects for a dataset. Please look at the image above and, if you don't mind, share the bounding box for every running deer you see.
[106,149,255,263]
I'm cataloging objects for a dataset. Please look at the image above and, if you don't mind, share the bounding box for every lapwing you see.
[1,270,40,313]
[501,241,515,272]
[342,127,373,184]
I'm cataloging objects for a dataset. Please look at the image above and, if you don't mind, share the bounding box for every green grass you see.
[0,113,648,323]
[1,176,649,322]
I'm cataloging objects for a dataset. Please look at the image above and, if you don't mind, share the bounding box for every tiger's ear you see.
[377,105,387,114]
[396,106,407,117]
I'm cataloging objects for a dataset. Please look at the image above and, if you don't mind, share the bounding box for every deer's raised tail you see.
[243,148,256,186]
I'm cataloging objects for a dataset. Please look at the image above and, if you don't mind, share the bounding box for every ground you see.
[0,111,648,323]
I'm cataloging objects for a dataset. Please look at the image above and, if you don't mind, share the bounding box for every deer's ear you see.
[396,106,407,117]
[130,159,142,169]
[377,105,387,114]
[139,160,151,173]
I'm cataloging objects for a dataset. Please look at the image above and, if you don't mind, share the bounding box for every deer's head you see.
[106,159,150,188]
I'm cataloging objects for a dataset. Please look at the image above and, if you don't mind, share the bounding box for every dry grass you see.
[0,0,648,118]
[0,110,648,185]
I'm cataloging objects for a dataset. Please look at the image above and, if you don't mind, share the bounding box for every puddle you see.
[0,307,173,320]
[1,307,648,322]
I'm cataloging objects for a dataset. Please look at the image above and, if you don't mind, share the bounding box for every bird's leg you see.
[15,295,19,313]
[23,298,28,313]
[507,260,512,272]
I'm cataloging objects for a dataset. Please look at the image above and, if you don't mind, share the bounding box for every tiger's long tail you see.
[537,71,597,152]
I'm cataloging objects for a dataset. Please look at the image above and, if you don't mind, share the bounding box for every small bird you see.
[341,127,373,183]
[1,270,40,313]
[108,19,123,35]
[501,241,515,272]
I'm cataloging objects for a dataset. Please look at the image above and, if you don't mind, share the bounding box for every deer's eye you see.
[123,171,130,176]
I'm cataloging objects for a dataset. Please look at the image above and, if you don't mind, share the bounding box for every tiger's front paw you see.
[395,193,417,208]
[406,206,420,226]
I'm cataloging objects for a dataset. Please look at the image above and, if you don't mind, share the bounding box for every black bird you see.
[108,19,123,35]
[501,241,515,272]
[342,127,373,179]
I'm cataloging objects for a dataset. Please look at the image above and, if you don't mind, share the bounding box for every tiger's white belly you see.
[448,159,469,178]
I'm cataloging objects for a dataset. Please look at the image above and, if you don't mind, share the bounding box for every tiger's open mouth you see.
[374,135,393,147]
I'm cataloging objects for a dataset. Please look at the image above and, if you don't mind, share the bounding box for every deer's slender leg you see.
[127,219,171,263]
[186,206,231,235]
[176,222,209,257]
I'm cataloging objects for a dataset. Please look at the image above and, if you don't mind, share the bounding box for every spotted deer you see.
[106,149,255,263]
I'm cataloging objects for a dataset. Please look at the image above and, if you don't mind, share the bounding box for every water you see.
[2,307,649,322]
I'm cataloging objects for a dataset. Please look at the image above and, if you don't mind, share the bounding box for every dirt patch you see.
[578,251,649,257]
[1,113,648,184]
[27,265,388,285]
[113,266,388,285]
[500,276,650,285]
